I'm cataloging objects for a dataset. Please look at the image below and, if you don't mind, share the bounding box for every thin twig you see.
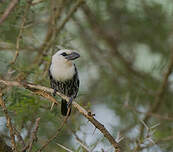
[35,0,85,65]
[0,92,17,152]
[0,0,19,25]
[28,117,40,152]
[37,109,70,152]
[139,51,173,140]
[124,104,173,121]
[138,135,173,151]
[0,79,121,152]
[81,4,146,80]
[55,0,85,38]
[10,0,33,64]
[13,127,25,146]
[71,129,90,152]
[24,119,35,141]
[34,0,67,64]
[56,143,74,152]
[22,117,40,152]
[37,129,59,152]
[32,0,45,5]
[0,136,13,152]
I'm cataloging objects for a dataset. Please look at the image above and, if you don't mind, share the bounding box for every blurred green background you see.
[0,0,173,151]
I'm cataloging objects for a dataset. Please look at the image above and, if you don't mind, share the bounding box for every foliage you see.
[0,0,173,151]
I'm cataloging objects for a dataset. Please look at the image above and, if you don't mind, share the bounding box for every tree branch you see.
[71,129,90,152]
[35,0,67,63]
[28,117,40,152]
[0,92,17,151]
[0,79,121,152]
[37,108,70,152]
[137,50,173,150]
[10,0,33,65]
[81,4,145,79]
[0,0,19,25]
[35,0,85,65]
[0,136,13,152]
[56,143,74,152]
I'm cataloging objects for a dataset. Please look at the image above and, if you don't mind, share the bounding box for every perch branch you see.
[0,79,121,152]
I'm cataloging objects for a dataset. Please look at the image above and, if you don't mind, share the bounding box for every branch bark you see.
[28,117,40,152]
[0,92,17,151]
[0,136,13,152]
[0,0,19,25]
[35,0,85,65]
[0,79,121,152]
[10,0,33,65]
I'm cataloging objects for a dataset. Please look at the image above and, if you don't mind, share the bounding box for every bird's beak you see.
[65,52,80,60]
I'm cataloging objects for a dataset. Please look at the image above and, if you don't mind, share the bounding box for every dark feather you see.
[49,65,79,116]
[61,99,71,116]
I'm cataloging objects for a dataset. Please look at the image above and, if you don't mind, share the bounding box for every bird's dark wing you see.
[67,65,79,98]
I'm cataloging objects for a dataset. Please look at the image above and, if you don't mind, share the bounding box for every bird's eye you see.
[61,52,67,56]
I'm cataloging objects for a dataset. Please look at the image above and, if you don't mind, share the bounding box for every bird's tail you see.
[61,99,71,116]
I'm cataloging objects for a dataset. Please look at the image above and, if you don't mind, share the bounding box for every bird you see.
[48,49,80,116]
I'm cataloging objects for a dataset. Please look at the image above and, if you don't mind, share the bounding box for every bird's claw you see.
[67,98,73,108]
[53,90,56,96]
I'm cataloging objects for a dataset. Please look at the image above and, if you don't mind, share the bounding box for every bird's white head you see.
[50,49,80,81]
[52,49,80,63]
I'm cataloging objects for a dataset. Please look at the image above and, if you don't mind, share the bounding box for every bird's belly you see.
[53,80,78,98]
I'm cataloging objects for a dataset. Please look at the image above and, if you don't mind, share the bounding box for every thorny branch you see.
[0,79,121,152]
[138,135,173,151]
[35,0,85,65]
[70,129,90,152]
[35,0,67,64]
[0,92,17,152]
[10,0,33,64]
[37,112,70,152]
[13,127,25,147]
[28,117,40,152]
[21,117,40,152]
[137,50,173,150]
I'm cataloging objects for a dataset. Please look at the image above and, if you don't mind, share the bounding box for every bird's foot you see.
[67,97,73,108]
[53,90,56,96]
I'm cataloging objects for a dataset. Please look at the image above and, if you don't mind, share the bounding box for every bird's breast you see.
[50,63,75,81]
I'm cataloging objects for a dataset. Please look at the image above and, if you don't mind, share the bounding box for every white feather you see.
[50,50,76,81]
